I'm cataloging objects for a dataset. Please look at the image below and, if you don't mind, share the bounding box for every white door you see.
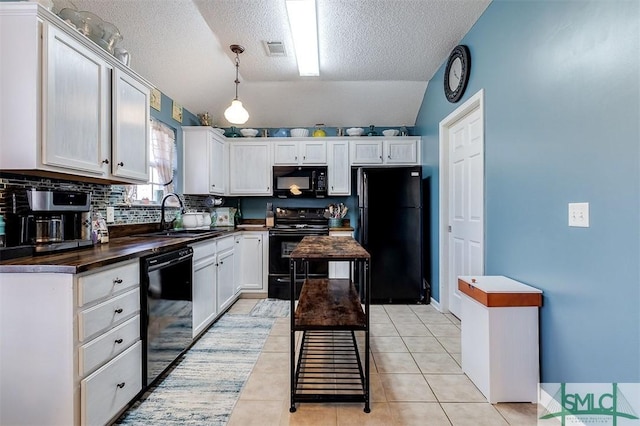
[448,107,484,317]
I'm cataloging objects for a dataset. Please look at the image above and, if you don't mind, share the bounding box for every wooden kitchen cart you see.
[289,236,371,413]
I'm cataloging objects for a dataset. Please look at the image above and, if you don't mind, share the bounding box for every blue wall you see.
[415,0,639,383]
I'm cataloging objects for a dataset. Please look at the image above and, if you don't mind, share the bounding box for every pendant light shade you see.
[224,99,249,124]
[224,44,249,125]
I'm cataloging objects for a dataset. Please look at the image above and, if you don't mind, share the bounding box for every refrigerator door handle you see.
[360,208,368,245]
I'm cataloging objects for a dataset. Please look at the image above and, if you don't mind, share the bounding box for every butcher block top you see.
[0,229,236,274]
[290,236,370,260]
[458,276,542,308]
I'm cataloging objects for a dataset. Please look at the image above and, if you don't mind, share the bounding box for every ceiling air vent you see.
[263,41,287,57]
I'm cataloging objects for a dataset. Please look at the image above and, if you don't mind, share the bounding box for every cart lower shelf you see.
[294,278,366,329]
[290,330,370,412]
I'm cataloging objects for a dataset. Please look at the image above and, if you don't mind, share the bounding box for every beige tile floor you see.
[226,299,538,426]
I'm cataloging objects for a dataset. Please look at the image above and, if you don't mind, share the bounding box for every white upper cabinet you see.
[273,139,327,165]
[350,139,384,164]
[228,141,272,195]
[111,68,150,181]
[0,4,151,183]
[43,24,110,176]
[209,133,226,195]
[384,139,419,164]
[183,127,226,195]
[350,137,420,166]
[327,140,351,195]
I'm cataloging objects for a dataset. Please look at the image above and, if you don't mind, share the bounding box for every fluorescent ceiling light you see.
[285,0,319,76]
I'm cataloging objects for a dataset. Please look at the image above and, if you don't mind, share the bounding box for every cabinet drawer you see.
[81,341,142,426]
[217,235,234,251]
[78,260,139,306]
[79,315,140,377]
[191,239,217,261]
[79,288,140,342]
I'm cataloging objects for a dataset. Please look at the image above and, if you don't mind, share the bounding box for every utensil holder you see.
[328,218,342,228]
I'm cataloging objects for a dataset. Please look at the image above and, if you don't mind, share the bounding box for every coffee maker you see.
[6,189,93,254]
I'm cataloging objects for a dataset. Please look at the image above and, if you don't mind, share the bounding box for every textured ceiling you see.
[55,0,491,128]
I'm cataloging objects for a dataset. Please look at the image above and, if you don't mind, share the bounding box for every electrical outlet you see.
[568,202,589,227]
[106,206,115,223]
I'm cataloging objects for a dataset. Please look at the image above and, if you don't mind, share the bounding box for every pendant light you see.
[224,44,249,125]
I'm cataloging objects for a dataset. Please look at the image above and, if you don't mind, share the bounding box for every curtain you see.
[150,118,176,193]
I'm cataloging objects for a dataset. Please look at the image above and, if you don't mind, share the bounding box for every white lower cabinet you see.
[81,341,142,426]
[76,260,142,424]
[329,231,354,278]
[0,258,141,426]
[234,231,268,294]
[216,236,236,312]
[458,276,542,403]
[191,239,218,337]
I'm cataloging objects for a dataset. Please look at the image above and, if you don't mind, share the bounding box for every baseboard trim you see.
[430,297,442,312]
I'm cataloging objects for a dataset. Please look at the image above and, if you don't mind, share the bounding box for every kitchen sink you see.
[132,229,230,238]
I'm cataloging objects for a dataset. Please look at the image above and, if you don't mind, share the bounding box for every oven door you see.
[268,233,328,299]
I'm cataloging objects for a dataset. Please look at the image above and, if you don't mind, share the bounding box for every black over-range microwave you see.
[272,166,327,198]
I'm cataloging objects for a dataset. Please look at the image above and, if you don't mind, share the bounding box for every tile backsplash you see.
[0,173,208,225]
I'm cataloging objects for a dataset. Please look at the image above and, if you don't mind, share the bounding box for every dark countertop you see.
[290,236,370,260]
[0,229,238,274]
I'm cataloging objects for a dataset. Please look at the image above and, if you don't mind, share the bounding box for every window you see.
[129,119,177,204]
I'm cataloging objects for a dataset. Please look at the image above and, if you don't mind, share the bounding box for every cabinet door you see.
[238,233,264,291]
[209,133,226,195]
[327,140,351,195]
[183,127,209,194]
[43,25,109,175]
[384,139,419,164]
[192,256,217,337]
[216,248,236,312]
[111,69,150,182]
[350,140,383,165]
[228,142,272,195]
[300,140,327,164]
[273,141,299,165]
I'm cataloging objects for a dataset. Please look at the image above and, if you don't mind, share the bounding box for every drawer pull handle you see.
[102,158,110,165]
[117,161,124,167]
[117,382,126,389]
[114,308,123,314]
[114,278,123,284]
[114,338,123,344]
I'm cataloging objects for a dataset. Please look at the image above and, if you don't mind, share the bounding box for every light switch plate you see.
[568,202,589,227]
[106,206,115,223]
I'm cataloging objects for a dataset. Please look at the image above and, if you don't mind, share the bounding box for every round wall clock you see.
[444,45,471,103]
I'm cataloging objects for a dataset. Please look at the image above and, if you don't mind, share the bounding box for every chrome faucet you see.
[159,192,185,230]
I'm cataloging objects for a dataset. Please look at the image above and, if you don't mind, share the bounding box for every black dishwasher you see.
[141,246,193,387]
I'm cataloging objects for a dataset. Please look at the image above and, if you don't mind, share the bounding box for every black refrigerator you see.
[357,166,423,303]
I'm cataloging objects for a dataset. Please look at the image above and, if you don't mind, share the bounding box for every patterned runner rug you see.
[115,307,278,425]
[249,298,290,317]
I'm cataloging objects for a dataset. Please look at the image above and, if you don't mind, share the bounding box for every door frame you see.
[438,89,485,314]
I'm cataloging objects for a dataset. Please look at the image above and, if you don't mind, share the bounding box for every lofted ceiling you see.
[55,0,491,128]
